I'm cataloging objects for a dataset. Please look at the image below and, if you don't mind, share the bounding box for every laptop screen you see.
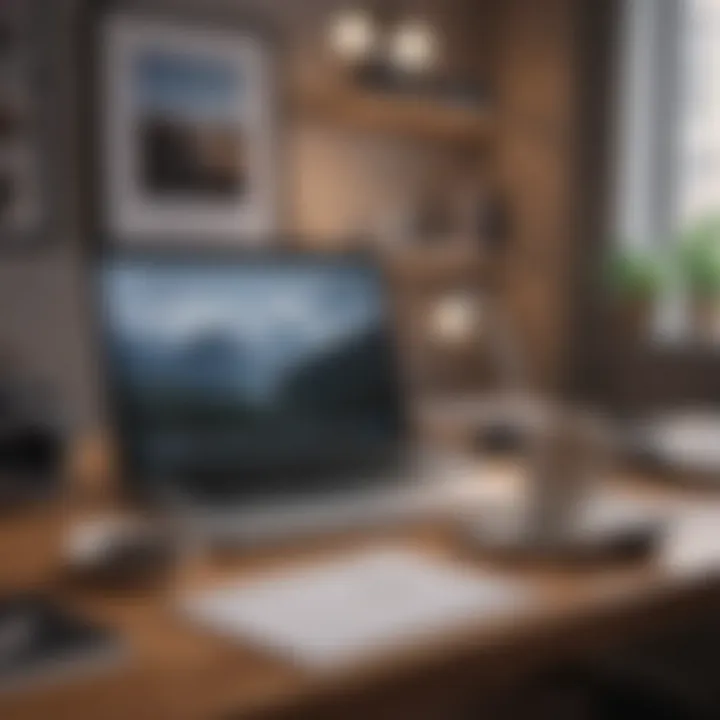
[97,253,408,501]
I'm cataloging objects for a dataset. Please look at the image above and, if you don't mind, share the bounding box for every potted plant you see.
[678,217,720,343]
[606,248,664,342]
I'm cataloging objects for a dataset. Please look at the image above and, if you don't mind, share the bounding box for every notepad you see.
[663,508,720,576]
[182,548,530,669]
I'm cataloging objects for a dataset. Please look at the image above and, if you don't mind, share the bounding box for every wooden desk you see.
[0,464,719,720]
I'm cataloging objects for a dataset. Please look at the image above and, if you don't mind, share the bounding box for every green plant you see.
[678,216,720,297]
[606,248,664,302]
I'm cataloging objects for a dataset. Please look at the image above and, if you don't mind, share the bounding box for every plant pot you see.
[689,295,720,344]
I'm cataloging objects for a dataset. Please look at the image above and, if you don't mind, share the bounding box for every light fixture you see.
[389,19,439,74]
[327,7,440,77]
[327,8,377,64]
[430,292,482,345]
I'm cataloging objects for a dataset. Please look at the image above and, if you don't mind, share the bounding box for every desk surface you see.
[0,462,719,720]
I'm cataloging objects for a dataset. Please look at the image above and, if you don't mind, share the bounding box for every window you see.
[616,0,720,341]
[678,0,720,226]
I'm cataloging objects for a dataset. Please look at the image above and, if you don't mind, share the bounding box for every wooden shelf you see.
[296,86,492,147]
[383,246,489,288]
[291,239,489,288]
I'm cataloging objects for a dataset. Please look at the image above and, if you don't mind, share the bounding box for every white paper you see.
[662,508,720,576]
[182,548,530,669]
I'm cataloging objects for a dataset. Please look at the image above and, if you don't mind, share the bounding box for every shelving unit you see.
[296,85,492,147]
[295,82,495,393]
[383,245,488,287]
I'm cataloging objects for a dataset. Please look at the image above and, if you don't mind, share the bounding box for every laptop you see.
[96,251,474,542]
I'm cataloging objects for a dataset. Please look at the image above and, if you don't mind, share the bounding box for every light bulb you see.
[431,294,481,344]
[389,19,438,73]
[328,9,376,63]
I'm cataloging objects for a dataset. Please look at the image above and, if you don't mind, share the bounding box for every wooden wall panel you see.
[493,0,580,389]
[492,0,620,394]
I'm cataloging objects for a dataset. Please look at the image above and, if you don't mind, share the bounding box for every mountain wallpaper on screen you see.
[102,260,404,482]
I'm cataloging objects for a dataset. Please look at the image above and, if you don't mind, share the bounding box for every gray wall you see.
[0,0,98,433]
[0,0,495,436]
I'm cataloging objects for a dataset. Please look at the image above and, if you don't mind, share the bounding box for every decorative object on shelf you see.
[324,5,488,114]
[605,248,665,343]
[418,286,490,393]
[327,7,378,65]
[677,216,720,344]
[392,156,464,249]
[388,17,439,75]
[430,291,482,346]
[406,184,457,247]
[99,13,279,245]
[447,157,512,257]
[328,6,439,77]
[0,0,53,248]
[397,154,498,252]
[468,177,513,258]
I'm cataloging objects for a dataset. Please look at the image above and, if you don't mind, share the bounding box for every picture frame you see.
[99,12,279,245]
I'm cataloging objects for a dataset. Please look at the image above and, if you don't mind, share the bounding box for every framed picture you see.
[100,13,278,245]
